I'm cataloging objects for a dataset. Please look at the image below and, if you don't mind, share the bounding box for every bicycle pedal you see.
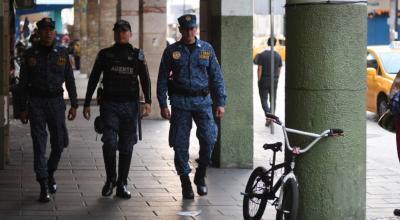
[240,192,248,196]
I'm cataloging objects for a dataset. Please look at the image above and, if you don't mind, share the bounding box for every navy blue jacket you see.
[157,39,226,110]
[19,43,78,111]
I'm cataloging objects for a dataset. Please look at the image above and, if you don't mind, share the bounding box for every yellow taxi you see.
[253,35,286,61]
[367,43,400,117]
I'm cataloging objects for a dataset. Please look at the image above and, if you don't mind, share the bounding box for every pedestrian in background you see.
[83,19,151,199]
[253,37,282,126]
[18,17,78,203]
[157,14,226,199]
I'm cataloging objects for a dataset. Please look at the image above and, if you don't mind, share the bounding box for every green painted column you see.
[200,0,253,168]
[285,1,367,219]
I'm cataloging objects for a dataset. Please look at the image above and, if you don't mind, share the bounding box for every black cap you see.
[37,17,55,30]
[113,19,131,32]
[178,14,197,28]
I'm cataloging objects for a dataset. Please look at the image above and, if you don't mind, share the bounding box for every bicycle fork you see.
[275,166,297,212]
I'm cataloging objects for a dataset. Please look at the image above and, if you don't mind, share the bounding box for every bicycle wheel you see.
[243,167,269,220]
[275,178,299,220]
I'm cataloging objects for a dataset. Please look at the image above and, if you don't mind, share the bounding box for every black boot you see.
[116,182,131,199]
[194,167,208,196]
[116,152,132,199]
[102,150,116,197]
[38,178,50,203]
[102,180,116,197]
[48,175,57,194]
[180,175,194,199]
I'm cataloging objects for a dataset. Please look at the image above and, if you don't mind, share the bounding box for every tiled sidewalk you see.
[1,107,255,220]
[1,105,400,219]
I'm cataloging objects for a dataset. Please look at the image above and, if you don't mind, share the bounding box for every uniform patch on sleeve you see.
[173,51,181,60]
[57,56,67,66]
[199,51,210,60]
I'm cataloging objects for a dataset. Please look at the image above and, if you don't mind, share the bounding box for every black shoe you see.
[115,152,132,199]
[394,209,400,216]
[194,167,208,196]
[101,181,116,197]
[265,118,272,127]
[48,176,57,194]
[116,184,131,199]
[38,179,50,203]
[180,175,194,199]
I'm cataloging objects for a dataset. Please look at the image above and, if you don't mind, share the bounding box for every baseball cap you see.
[113,19,131,32]
[37,17,55,30]
[178,14,197,29]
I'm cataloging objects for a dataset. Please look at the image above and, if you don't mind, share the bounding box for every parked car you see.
[367,44,400,117]
[253,35,286,61]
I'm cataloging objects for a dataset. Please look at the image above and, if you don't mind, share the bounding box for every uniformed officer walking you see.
[19,17,78,203]
[83,20,151,199]
[157,14,226,199]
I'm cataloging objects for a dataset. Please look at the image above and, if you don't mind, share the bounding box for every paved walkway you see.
[2,107,254,220]
[2,70,400,219]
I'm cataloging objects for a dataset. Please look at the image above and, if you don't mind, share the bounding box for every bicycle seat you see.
[263,142,282,152]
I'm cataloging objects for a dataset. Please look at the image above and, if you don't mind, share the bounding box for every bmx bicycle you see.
[242,113,344,220]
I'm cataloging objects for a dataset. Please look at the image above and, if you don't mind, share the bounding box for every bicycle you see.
[242,113,344,220]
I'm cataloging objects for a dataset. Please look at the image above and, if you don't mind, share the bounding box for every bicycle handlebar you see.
[265,113,344,154]
[328,129,344,136]
[266,113,282,125]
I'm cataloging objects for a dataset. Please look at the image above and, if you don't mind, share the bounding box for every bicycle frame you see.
[266,113,344,212]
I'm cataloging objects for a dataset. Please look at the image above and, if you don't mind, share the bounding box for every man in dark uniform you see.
[83,19,151,199]
[157,14,226,199]
[253,37,282,126]
[19,17,78,203]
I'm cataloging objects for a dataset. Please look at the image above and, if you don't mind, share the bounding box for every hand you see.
[20,111,29,124]
[83,106,91,120]
[160,107,171,120]
[215,106,225,118]
[68,107,77,121]
[142,103,151,117]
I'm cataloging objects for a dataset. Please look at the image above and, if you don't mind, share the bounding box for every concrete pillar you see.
[285,1,367,219]
[142,0,166,119]
[80,0,90,74]
[85,0,100,74]
[0,0,10,169]
[99,0,117,48]
[119,0,139,45]
[200,0,253,168]
[73,0,81,40]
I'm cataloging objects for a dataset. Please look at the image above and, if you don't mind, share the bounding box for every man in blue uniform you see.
[19,17,78,203]
[83,20,152,199]
[157,14,226,199]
